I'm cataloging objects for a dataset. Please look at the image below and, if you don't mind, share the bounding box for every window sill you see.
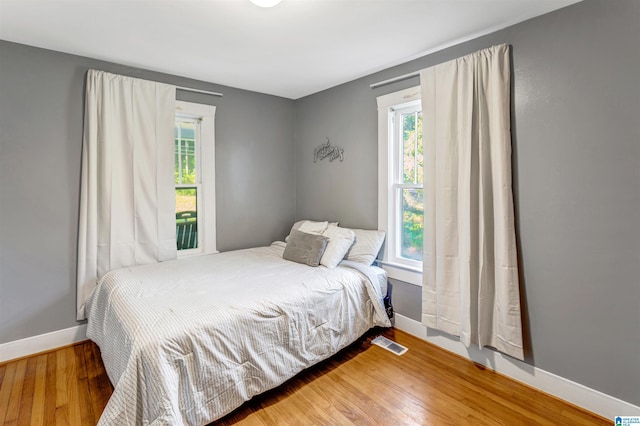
[177,249,218,259]
[375,260,422,286]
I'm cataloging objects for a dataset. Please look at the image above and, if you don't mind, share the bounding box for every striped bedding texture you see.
[86,242,390,425]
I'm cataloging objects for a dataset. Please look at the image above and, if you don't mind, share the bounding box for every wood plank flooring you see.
[0,328,608,425]
[0,342,112,426]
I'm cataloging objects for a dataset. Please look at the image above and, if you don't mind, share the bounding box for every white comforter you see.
[86,242,390,425]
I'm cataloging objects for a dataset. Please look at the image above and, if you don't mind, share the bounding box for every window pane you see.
[400,111,423,185]
[175,120,196,185]
[400,188,423,261]
[416,112,423,184]
[176,188,197,250]
[401,112,416,183]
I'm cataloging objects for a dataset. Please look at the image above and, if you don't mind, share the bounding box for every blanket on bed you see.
[86,243,390,425]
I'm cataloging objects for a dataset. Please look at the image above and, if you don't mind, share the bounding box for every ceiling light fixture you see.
[250,0,282,7]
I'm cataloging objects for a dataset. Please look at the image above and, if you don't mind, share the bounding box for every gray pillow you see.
[283,230,329,267]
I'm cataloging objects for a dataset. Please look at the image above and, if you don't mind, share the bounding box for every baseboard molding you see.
[393,313,639,420]
[0,324,88,363]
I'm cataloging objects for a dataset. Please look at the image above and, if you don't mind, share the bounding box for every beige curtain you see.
[421,44,524,360]
[77,70,177,320]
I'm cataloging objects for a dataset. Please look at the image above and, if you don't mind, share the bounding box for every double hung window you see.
[174,101,217,256]
[377,87,423,285]
[175,118,200,251]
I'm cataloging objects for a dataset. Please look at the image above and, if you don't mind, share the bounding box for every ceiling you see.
[0,0,580,99]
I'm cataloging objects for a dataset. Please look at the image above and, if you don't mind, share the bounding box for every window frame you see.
[174,116,201,256]
[175,100,217,257]
[377,86,423,286]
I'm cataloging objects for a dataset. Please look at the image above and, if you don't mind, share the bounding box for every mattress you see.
[86,242,390,425]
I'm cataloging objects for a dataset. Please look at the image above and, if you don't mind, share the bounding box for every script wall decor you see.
[314,138,344,163]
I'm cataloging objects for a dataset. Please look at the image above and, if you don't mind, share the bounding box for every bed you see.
[86,233,391,425]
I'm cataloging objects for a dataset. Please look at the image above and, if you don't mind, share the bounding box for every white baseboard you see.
[0,324,88,363]
[393,313,639,420]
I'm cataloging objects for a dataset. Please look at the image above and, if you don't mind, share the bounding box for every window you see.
[394,102,424,262]
[175,118,199,251]
[174,101,217,256]
[377,86,423,285]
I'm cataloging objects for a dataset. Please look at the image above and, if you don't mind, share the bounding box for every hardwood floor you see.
[0,341,112,425]
[0,328,608,425]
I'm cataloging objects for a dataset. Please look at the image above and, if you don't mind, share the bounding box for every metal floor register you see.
[371,335,408,356]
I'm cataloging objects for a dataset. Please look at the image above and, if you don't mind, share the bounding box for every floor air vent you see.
[371,335,408,356]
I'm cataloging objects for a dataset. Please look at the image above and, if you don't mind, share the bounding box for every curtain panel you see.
[420,44,524,360]
[77,70,177,320]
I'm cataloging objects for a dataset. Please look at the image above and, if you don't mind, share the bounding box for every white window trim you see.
[377,86,422,286]
[175,100,217,257]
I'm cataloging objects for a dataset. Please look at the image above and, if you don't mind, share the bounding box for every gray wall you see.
[0,41,295,344]
[294,0,639,406]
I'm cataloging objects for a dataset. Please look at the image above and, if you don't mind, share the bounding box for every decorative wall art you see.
[314,138,344,163]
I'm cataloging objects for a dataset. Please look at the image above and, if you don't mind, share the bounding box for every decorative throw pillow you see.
[344,228,386,265]
[283,230,329,267]
[320,225,355,268]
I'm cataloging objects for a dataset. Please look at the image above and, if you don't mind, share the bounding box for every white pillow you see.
[320,225,355,268]
[285,220,329,242]
[298,220,329,235]
[344,228,386,265]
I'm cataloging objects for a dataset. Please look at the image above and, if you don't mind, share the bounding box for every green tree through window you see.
[399,109,423,261]
[175,119,199,250]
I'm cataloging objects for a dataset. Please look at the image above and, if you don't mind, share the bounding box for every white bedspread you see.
[86,243,390,425]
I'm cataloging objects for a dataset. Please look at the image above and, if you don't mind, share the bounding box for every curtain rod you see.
[176,86,223,97]
[370,71,420,89]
